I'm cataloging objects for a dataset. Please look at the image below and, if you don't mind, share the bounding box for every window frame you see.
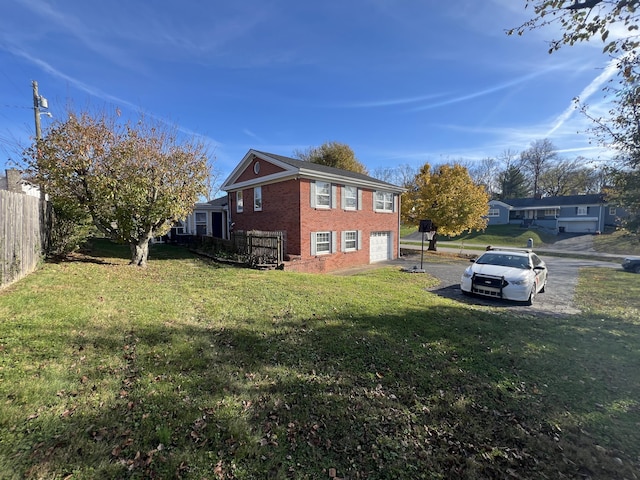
[311,231,337,256]
[254,186,262,212]
[609,206,616,216]
[374,191,394,212]
[236,190,244,213]
[342,185,358,210]
[487,208,500,217]
[577,206,588,216]
[314,232,331,255]
[315,181,331,208]
[342,230,360,252]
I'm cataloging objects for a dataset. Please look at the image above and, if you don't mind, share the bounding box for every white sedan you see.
[460,248,548,305]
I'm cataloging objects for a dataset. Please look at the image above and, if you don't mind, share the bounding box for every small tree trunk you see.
[427,232,438,251]
[129,233,152,267]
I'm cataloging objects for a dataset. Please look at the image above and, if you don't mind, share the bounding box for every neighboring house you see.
[169,196,230,240]
[487,194,627,233]
[220,149,405,273]
[0,168,42,198]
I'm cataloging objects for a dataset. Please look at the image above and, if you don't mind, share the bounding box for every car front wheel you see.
[525,287,535,306]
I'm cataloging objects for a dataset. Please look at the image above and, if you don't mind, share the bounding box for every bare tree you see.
[372,164,416,187]
[466,157,501,198]
[520,139,557,197]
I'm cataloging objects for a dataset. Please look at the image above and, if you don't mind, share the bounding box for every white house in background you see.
[170,196,231,240]
[0,168,42,198]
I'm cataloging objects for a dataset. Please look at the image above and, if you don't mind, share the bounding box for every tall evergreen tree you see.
[498,166,530,200]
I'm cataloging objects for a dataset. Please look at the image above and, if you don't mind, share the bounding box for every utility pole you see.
[32,80,50,253]
[32,80,43,140]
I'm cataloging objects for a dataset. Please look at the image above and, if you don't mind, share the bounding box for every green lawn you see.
[402,224,557,247]
[1,240,639,479]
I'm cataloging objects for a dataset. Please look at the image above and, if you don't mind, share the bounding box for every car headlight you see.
[511,277,532,286]
[462,270,473,279]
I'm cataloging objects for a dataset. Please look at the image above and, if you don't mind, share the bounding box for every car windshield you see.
[476,253,530,269]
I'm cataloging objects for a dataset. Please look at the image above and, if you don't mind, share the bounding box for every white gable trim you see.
[489,200,513,209]
[221,150,298,191]
[222,149,405,193]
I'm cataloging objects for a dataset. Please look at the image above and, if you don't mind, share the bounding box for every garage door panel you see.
[370,231,391,263]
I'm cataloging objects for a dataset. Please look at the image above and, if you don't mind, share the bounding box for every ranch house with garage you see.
[486,194,627,233]
[220,149,405,273]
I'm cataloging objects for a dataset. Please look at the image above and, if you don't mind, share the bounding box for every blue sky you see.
[0,0,619,181]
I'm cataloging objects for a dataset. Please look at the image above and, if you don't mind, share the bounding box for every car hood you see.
[469,264,530,280]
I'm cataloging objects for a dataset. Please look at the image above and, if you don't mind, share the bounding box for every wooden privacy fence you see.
[0,190,42,288]
[232,230,285,268]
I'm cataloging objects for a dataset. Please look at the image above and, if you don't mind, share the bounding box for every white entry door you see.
[370,231,391,263]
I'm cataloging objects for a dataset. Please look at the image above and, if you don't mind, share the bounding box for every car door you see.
[531,254,547,292]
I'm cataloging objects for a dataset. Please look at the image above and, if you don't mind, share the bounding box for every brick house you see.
[220,150,405,273]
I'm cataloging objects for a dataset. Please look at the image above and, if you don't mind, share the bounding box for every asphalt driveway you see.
[397,253,619,316]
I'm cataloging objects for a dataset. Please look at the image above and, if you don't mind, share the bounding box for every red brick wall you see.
[297,179,399,272]
[230,179,302,255]
[229,176,400,273]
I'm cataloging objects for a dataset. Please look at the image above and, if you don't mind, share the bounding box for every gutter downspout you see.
[397,193,402,259]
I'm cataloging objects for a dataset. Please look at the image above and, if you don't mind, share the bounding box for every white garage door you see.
[558,219,598,233]
[370,231,391,263]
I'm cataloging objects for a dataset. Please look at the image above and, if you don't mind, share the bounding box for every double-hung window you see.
[254,186,262,211]
[487,208,499,217]
[374,191,394,212]
[342,230,361,252]
[577,206,588,216]
[315,181,331,208]
[343,185,358,210]
[315,232,331,254]
[311,231,337,255]
[236,190,244,213]
[311,181,337,208]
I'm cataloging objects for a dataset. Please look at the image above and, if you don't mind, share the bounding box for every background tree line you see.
[373,138,610,203]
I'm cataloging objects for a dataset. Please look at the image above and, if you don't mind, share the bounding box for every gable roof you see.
[492,194,606,209]
[221,149,405,193]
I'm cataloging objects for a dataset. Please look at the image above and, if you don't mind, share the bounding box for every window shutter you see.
[357,230,362,250]
[393,194,397,212]
[311,232,317,255]
[341,186,346,209]
[341,231,346,252]
[331,184,337,209]
[358,189,363,210]
[310,182,317,208]
[331,231,337,253]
